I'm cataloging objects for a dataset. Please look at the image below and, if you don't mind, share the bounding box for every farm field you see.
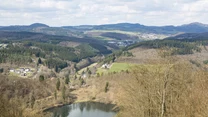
[109,63,135,72]
[97,62,172,75]
[97,63,135,74]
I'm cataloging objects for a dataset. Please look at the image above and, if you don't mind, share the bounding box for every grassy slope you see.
[0,74,74,117]
[85,30,168,40]
[97,63,136,74]
[108,63,134,72]
[72,60,208,117]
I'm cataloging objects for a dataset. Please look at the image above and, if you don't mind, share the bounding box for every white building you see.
[10,69,15,72]
[25,68,30,72]
[101,64,111,69]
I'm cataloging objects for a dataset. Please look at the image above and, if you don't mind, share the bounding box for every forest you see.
[0,40,111,71]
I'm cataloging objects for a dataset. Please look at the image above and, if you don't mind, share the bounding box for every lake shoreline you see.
[43,100,119,113]
[46,101,118,117]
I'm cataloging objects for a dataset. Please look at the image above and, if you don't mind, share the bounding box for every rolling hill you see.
[165,32,208,41]
[0,31,97,43]
[0,23,83,37]
[63,22,208,34]
[0,31,113,61]
[1,22,208,38]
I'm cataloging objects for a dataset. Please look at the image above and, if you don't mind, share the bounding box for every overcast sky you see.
[0,0,208,26]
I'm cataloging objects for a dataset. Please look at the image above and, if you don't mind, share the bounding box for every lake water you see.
[48,102,117,117]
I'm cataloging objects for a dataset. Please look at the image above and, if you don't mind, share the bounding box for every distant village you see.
[108,40,136,47]
[0,43,8,49]
[9,67,34,77]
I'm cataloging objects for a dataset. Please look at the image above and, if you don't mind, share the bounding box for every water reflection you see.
[49,102,116,117]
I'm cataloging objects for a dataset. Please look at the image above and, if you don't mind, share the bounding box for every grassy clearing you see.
[97,63,135,74]
[86,30,139,36]
[85,30,139,41]
[109,63,134,72]
[97,62,169,75]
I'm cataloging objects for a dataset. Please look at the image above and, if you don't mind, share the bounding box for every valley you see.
[1,22,208,117]
[2,0,208,116]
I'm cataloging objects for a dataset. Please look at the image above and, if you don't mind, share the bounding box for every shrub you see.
[56,79,60,90]
[39,75,44,82]
[0,68,3,73]
[65,76,70,84]
[62,86,66,101]
[203,60,208,64]
[105,82,109,93]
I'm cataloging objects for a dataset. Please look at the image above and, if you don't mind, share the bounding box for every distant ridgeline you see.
[1,22,208,35]
[63,22,208,34]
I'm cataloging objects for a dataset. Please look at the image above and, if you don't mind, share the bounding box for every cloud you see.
[0,0,207,26]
